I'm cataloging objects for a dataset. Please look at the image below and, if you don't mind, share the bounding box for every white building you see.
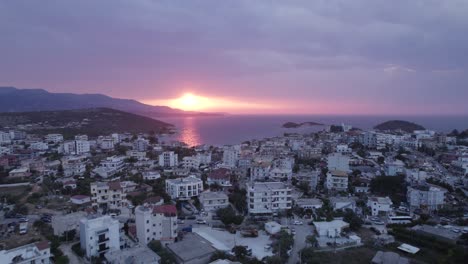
[45,133,64,143]
[159,151,178,167]
[196,152,212,165]
[93,156,125,178]
[0,131,12,145]
[133,138,149,152]
[326,170,349,191]
[407,185,446,212]
[199,192,229,212]
[0,241,50,264]
[52,211,87,236]
[222,145,240,168]
[98,137,115,150]
[330,197,356,212]
[75,134,89,141]
[182,156,200,169]
[384,160,405,176]
[91,181,127,208]
[80,216,120,258]
[135,204,178,245]
[247,182,292,214]
[30,142,49,151]
[314,220,349,238]
[207,168,232,187]
[142,171,161,181]
[367,197,393,216]
[327,153,350,172]
[165,176,204,200]
[250,161,271,180]
[295,169,320,190]
[336,144,351,154]
[62,155,87,177]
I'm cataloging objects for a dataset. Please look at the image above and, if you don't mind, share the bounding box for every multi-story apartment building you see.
[98,137,115,150]
[384,160,405,176]
[207,168,232,187]
[91,181,127,209]
[295,169,320,190]
[158,151,178,167]
[367,196,393,216]
[30,142,49,151]
[0,131,12,145]
[199,191,229,212]
[133,138,149,152]
[407,184,446,212]
[247,182,292,214]
[165,176,203,200]
[182,156,200,169]
[93,156,125,178]
[135,204,178,245]
[326,170,349,191]
[79,216,120,258]
[222,145,240,168]
[62,155,87,177]
[250,161,271,180]
[0,241,50,264]
[45,133,64,143]
[327,153,350,172]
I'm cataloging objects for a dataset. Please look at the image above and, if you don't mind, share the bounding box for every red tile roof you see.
[153,205,177,217]
[35,241,50,250]
[108,181,122,190]
[208,168,230,180]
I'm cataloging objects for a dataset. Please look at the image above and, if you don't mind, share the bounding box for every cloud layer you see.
[1,0,467,114]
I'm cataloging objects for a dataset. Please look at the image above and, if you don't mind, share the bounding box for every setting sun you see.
[179,93,199,110]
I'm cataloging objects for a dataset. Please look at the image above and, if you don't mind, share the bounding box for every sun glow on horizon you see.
[143,92,277,112]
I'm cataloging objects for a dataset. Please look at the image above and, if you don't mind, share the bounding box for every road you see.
[59,242,82,264]
[287,219,314,264]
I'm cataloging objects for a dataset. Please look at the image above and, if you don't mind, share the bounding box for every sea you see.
[156,115,468,147]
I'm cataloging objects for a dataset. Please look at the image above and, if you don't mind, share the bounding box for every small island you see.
[282,121,324,128]
[374,120,425,133]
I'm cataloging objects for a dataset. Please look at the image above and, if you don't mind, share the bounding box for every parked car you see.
[196,219,207,224]
[177,219,185,224]
[19,217,29,223]
[293,220,303,225]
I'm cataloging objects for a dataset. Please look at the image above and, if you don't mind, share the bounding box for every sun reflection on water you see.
[179,117,201,147]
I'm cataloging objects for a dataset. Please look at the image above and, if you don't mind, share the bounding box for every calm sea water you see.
[156,115,468,147]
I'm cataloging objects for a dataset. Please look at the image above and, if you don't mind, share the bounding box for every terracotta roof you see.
[108,181,122,190]
[153,205,177,217]
[144,196,162,204]
[208,168,230,180]
[71,195,90,200]
[35,241,50,250]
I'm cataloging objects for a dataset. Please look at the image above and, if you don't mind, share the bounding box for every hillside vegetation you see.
[0,108,173,138]
[374,120,425,133]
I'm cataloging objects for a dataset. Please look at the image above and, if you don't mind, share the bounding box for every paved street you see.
[287,218,314,264]
[59,242,82,264]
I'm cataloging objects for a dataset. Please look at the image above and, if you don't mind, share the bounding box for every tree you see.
[306,235,318,247]
[148,240,177,264]
[377,156,385,164]
[209,251,229,262]
[232,245,251,260]
[343,209,363,231]
[229,187,247,213]
[272,230,294,261]
[217,207,244,226]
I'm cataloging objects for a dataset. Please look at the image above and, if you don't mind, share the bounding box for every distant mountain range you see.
[0,86,219,117]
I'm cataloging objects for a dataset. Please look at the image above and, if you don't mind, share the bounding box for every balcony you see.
[98,237,109,243]
[98,246,109,253]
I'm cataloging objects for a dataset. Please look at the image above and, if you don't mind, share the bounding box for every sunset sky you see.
[1,1,468,115]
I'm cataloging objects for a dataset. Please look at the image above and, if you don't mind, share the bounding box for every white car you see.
[196,219,207,224]
[293,220,303,225]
